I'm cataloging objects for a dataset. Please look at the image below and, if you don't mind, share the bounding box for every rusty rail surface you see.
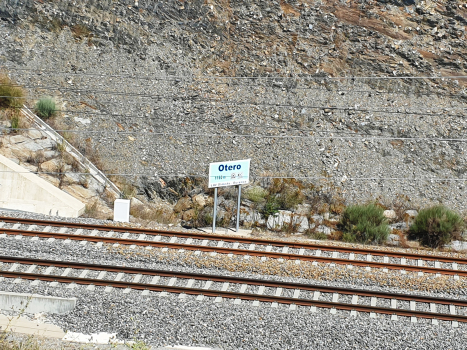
[1,256,466,323]
[1,216,466,263]
[0,228,467,276]
[0,226,465,276]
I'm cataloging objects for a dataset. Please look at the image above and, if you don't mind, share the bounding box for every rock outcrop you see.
[0,0,466,210]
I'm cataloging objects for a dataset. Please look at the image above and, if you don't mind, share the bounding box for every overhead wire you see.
[0,170,465,182]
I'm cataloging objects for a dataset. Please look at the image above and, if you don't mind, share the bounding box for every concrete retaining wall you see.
[0,154,85,217]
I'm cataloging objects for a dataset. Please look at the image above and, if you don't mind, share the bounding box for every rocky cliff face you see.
[0,0,466,209]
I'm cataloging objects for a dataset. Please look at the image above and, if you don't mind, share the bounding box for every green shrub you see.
[342,232,356,243]
[246,186,268,203]
[35,97,56,119]
[10,115,20,130]
[0,74,25,109]
[268,178,305,210]
[408,205,463,248]
[306,231,328,240]
[260,195,280,220]
[338,203,390,244]
[277,184,305,210]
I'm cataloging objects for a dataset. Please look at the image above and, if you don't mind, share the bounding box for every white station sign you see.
[208,159,250,188]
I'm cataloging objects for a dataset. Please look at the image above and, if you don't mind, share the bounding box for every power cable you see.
[0,170,466,182]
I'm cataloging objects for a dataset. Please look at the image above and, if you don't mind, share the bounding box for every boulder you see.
[387,233,400,246]
[40,159,60,173]
[309,214,324,226]
[315,225,332,235]
[404,210,418,225]
[192,194,207,208]
[267,210,308,233]
[9,135,28,144]
[240,208,265,225]
[22,140,45,152]
[27,130,43,140]
[62,184,96,202]
[182,209,196,221]
[383,210,397,220]
[8,145,31,162]
[173,196,192,213]
[36,138,55,150]
[389,222,408,231]
[130,197,144,207]
[445,241,467,252]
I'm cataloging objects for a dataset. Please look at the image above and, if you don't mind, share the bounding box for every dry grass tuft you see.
[130,204,177,225]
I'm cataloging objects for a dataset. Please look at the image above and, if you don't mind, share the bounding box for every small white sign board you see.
[208,159,250,188]
[113,199,130,222]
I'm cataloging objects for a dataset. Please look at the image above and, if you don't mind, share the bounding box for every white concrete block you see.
[113,199,130,223]
[0,291,76,314]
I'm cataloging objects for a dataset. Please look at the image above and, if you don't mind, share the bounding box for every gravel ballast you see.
[0,281,466,350]
[1,211,467,349]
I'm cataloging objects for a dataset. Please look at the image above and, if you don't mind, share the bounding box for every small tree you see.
[35,97,57,119]
[409,205,463,248]
[338,203,390,244]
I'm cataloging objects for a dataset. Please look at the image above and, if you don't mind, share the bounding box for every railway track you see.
[0,255,466,325]
[1,216,466,277]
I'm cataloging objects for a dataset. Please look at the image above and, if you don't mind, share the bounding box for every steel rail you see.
[1,216,467,264]
[0,228,465,276]
[1,255,467,307]
[1,270,467,323]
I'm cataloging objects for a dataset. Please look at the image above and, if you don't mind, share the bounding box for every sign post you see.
[209,159,250,233]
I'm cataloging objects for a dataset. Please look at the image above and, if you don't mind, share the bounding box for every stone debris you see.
[0,0,466,210]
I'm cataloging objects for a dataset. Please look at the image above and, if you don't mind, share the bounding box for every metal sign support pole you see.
[212,187,218,233]
[236,185,242,232]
